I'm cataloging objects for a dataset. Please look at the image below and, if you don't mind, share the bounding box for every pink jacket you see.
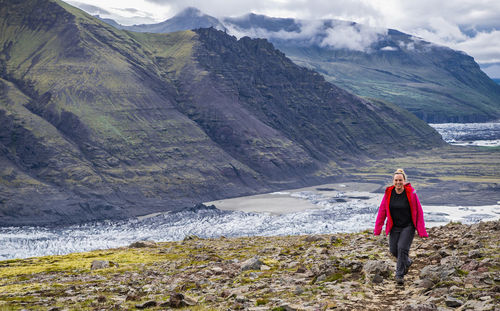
[374,183,428,237]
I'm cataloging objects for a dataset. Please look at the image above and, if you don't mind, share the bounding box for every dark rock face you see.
[0,0,443,225]
[190,28,442,169]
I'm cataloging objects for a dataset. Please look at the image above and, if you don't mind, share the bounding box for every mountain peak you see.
[176,7,204,18]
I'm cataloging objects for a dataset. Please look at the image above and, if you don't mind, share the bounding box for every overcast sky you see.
[66,0,500,78]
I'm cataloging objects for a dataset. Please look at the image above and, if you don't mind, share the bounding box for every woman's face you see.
[393,174,405,191]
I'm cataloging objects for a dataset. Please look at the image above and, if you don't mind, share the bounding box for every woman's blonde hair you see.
[394,168,407,181]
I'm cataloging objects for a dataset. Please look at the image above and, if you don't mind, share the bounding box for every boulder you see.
[90,260,110,270]
[135,300,157,309]
[416,278,434,290]
[363,260,391,278]
[461,260,479,271]
[168,292,197,308]
[241,256,263,271]
[445,296,463,307]
[419,265,455,283]
[129,240,157,248]
[440,255,463,267]
[468,249,483,259]
[401,303,437,311]
[304,235,324,242]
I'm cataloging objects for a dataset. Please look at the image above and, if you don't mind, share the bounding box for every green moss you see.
[455,268,469,276]
[256,298,269,306]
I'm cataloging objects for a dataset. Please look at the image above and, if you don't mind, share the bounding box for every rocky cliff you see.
[0,0,443,226]
[0,221,498,310]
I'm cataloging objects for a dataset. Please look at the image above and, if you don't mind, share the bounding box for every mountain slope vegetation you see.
[0,0,443,225]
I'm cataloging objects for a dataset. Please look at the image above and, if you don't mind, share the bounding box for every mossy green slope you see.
[0,0,265,225]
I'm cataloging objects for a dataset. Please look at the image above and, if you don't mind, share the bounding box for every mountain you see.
[104,9,500,123]
[224,15,500,123]
[0,0,442,226]
[101,7,226,33]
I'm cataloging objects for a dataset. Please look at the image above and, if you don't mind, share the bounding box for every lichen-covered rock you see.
[363,260,391,278]
[90,260,110,270]
[129,241,157,248]
[401,303,437,311]
[419,265,455,283]
[240,256,263,271]
[445,296,463,307]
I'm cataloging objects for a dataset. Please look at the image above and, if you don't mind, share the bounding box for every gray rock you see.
[439,248,451,258]
[420,265,455,283]
[304,235,324,242]
[280,304,303,311]
[235,295,247,303]
[461,260,479,271]
[468,249,482,259]
[135,300,157,309]
[241,256,263,271]
[168,292,197,308]
[90,260,110,270]
[440,256,463,268]
[316,274,326,282]
[416,278,435,290]
[294,286,305,295]
[372,274,383,283]
[129,240,157,248]
[401,303,437,311]
[445,296,463,307]
[460,300,495,311]
[363,260,391,278]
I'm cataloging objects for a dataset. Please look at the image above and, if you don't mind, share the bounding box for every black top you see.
[389,188,412,228]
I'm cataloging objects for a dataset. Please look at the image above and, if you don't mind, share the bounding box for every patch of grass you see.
[256,298,269,306]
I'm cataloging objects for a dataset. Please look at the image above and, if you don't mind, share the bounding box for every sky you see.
[66,0,500,78]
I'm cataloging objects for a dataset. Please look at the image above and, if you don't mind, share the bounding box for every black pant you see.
[389,225,415,277]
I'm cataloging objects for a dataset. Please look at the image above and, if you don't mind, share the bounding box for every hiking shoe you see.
[395,275,404,285]
[404,259,413,275]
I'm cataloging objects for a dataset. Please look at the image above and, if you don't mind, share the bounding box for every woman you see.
[374,169,428,284]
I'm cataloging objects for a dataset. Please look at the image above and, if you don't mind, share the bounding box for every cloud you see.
[381,46,398,51]
[320,23,386,51]
[452,30,500,64]
[225,18,386,52]
[67,1,111,15]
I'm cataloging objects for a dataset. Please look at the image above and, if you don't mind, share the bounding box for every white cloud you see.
[320,23,386,51]
[225,19,386,52]
[381,46,398,51]
[452,30,500,64]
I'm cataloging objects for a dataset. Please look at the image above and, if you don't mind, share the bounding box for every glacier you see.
[1,187,498,260]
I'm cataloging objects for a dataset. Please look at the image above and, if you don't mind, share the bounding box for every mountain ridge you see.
[99,8,500,123]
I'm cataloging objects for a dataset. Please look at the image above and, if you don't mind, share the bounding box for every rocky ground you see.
[0,221,498,310]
